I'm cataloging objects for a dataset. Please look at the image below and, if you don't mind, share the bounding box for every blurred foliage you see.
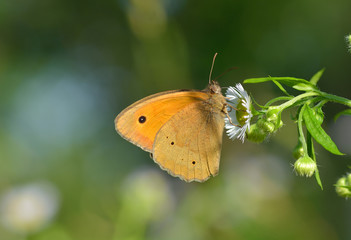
[0,0,350,239]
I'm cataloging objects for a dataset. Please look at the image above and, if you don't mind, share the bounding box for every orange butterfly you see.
[115,54,230,182]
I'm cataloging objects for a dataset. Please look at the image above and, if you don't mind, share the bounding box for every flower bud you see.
[246,122,267,143]
[256,118,273,133]
[265,107,283,131]
[346,34,351,53]
[293,155,317,177]
[262,121,275,133]
[293,141,305,160]
[266,107,280,122]
[335,173,351,198]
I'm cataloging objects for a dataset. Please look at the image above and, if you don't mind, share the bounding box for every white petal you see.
[224,83,252,143]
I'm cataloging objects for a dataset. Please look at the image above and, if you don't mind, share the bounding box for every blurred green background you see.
[0,0,350,239]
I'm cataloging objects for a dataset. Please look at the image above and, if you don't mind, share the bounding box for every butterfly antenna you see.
[213,66,237,82]
[209,52,218,84]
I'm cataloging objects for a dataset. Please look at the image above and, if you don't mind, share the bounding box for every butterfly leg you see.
[222,103,241,127]
[224,100,248,114]
[225,112,241,127]
[223,101,239,112]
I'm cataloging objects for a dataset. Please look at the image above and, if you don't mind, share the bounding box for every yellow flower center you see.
[236,100,249,126]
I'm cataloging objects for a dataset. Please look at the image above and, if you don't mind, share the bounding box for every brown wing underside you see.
[152,102,225,182]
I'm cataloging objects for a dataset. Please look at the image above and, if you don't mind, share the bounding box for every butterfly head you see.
[208,80,222,95]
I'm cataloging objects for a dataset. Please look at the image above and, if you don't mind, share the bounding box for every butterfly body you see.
[115,81,226,182]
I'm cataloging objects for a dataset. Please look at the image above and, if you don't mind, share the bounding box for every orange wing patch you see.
[115,90,209,152]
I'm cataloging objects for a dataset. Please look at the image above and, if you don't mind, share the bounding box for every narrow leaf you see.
[314,167,323,190]
[334,109,351,121]
[303,105,344,155]
[250,94,267,109]
[244,77,317,91]
[307,131,323,190]
[293,83,317,91]
[272,80,292,96]
[315,90,351,108]
[309,68,325,86]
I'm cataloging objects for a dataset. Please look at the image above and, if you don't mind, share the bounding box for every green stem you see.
[298,104,308,154]
[264,96,293,107]
[277,92,319,112]
[314,90,351,107]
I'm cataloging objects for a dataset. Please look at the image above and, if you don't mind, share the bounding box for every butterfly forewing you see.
[115,90,210,152]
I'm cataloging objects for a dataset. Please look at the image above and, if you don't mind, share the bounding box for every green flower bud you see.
[293,141,305,160]
[265,107,283,131]
[346,34,351,53]
[262,121,275,133]
[294,155,317,177]
[266,107,280,122]
[335,176,351,198]
[246,122,267,143]
[347,173,351,183]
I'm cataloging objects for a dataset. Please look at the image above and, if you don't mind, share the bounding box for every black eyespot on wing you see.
[171,141,174,145]
[138,116,146,123]
[192,161,196,165]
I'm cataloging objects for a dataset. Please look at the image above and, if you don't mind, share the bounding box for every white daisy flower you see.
[225,83,252,142]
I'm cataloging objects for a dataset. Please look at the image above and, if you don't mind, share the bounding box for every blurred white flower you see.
[114,168,174,239]
[0,182,60,234]
[120,168,174,220]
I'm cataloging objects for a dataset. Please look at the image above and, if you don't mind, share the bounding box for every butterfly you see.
[115,54,231,182]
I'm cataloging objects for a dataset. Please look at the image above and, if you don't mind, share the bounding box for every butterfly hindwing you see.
[152,101,225,182]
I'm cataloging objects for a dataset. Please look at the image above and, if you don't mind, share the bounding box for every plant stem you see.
[277,92,319,112]
[298,104,308,154]
[314,90,351,107]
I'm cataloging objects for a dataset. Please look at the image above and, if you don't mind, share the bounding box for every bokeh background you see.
[0,0,351,239]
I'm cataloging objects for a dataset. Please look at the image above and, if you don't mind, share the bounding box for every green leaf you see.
[303,104,344,155]
[334,109,351,121]
[314,166,323,190]
[272,80,292,96]
[293,83,316,91]
[307,131,323,190]
[244,77,317,91]
[314,90,351,108]
[309,68,325,86]
[249,94,267,109]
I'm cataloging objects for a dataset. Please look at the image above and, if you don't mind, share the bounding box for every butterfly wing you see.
[115,90,210,152]
[152,101,225,182]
